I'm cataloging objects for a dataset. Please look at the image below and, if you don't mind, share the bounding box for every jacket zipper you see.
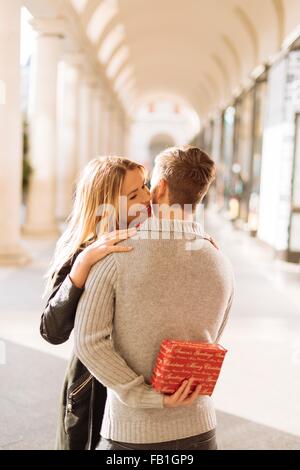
[67,375,92,412]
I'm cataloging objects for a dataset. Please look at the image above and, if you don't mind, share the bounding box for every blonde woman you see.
[40,156,151,450]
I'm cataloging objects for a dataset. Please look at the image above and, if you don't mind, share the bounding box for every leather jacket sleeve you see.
[40,252,85,345]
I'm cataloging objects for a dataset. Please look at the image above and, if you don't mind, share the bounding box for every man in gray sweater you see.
[74,146,234,450]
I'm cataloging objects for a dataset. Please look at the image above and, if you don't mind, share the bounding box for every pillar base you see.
[0,246,31,266]
[22,224,60,238]
[276,249,300,264]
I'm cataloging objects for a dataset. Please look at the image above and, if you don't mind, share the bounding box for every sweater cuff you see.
[139,384,165,409]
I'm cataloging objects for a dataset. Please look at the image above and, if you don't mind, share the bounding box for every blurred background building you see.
[1,0,300,450]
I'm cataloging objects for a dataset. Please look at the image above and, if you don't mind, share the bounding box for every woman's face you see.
[121,168,151,227]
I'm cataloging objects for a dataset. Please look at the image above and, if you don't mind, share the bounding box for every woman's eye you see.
[130,195,137,200]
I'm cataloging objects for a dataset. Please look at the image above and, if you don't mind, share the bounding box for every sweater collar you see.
[137,216,204,237]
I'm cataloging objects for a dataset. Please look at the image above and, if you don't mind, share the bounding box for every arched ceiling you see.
[67,0,300,120]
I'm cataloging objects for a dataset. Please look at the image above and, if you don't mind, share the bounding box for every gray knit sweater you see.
[74,217,234,444]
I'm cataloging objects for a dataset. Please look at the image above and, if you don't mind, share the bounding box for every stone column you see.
[0,0,29,264]
[24,18,65,236]
[123,117,132,158]
[91,86,105,158]
[108,103,121,155]
[112,109,124,155]
[118,112,126,155]
[56,56,81,221]
[78,74,95,171]
[100,94,113,155]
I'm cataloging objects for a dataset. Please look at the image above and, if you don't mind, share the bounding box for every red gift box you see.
[151,339,227,396]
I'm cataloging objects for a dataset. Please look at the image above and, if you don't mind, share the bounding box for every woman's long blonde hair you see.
[43,156,144,297]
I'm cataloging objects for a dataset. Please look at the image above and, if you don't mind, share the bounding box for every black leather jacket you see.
[40,254,84,345]
[40,252,107,450]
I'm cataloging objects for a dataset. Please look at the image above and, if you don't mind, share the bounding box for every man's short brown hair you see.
[154,145,216,209]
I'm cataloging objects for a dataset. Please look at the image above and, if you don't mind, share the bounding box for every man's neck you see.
[153,204,194,222]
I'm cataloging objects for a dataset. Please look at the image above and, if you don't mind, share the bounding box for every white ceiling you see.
[28,0,300,119]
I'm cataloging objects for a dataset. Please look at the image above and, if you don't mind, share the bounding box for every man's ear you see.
[157,179,168,199]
